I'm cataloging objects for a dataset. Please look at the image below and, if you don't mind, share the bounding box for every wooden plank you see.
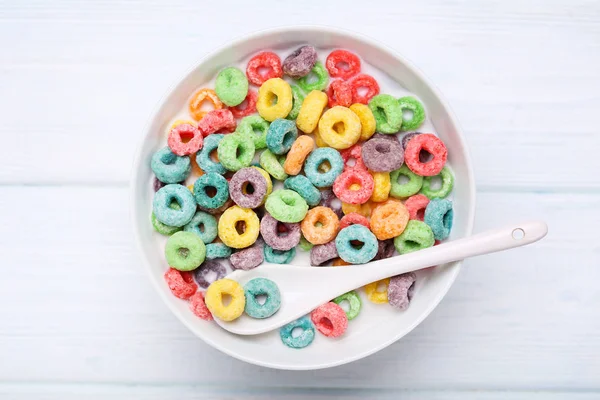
[0,186,598,389]
[0,0,598,187]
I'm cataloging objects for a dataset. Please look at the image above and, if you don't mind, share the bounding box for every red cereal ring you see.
[311,302,348,337]
[404,194,430,221]
[404,133,448,176]
[339,213,370,230]
[325,49,361,79]
[164,268,197,299]
[349,74,380,104]
[197,109,236,137]
[326,80,353,108]
[333,168,374,204]
[228,89,257,119]
[340,144,367,171]
[246,52,283,86]
[168,123,204,156]
[189,291,213,321]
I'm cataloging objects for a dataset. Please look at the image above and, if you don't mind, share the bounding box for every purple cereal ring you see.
[361,136,404,172]
[282,45,318,79]
[372,133,400,142]
[388,272,416,311]
[310,241,339,266]
[373,239,395,261]
[153,176,166,192]
[260,213,301,251]
[319,189,343,219]
[198,198,233,215]
[229,167,268,209]
[230,244,264,270]
[193,259,227,289]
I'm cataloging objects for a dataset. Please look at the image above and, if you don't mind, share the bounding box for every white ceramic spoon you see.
[215,220,548,335]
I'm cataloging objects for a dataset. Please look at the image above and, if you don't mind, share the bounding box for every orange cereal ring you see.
[189,153,204,177]
[300,206,340,245]
[341,201,375,218]
[189,88,223,121]
[332,258,351,267]
[283,135,315,176]
[370,199,409,240]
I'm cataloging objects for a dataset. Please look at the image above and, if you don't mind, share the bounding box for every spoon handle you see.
[342,220,548,289]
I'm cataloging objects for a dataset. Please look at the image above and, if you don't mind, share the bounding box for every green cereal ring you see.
[259,149,288,181]
[333,290,362,320]
[151,212,182,236]
[299,235,314,251]
[265,189,308,223]
[287,85,305,120]
[420,166,454,199]
[217,134,255,172]
[393,220,434,254]
[165,231,206,271]
[297,61,329,92]
[236,115,270,150]
[205,242,232,259]
[215,67,249,107]
[390,164,423,199]
[369,94,403,134]
[398,96,425,131]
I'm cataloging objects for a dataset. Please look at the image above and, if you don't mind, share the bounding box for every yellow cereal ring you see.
[283,135,315,175]
[169,119,197,134]
[251,166,273,197]
[217,206,260,248]
[365,278,390,304]
[296,90,328,133]
[312,125,328,148]
[349,103,376,141]
[318,106,362,150]
[256,78,293,122]
[370,171,391,202]
[342,201,376,218]
[205,278,245,321]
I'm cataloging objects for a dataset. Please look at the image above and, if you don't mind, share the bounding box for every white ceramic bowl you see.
[131,26,476,370]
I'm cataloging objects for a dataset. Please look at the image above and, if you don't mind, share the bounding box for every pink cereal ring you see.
[164,268,197,300]
[311,302,348,337]
[197,109,236,137]
[168,124,204,156]
[404,133,448,177]
[189,291,213,321]
[228,90,257,119]
[340,144,367,171]
[404,194,430,221]
[339,213,370,230]
[326,80,353,108]
[333,168,374,204]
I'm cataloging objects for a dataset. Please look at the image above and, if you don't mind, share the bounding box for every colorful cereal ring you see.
[236,115,270,150]
[318,106,362,150]
[370,199,409,240]
[333,290,362,320]
[349,74,380,104]
[205,242,232,260]
[151,147,191,184]
[304,147,344,188]
[151,212,182,236]
[230,244,264,270]
[205,278,245,321]
[259,149,288,181]
[398,96,425,131]
[370,171,391,202]
[340,144,367,171]
[299,235,314,251]
[168,124,203,156]
[264,245,296,264]
[229,167,269,209]
[266,118,298,155]
[215,67,248,107]
[284,175,321,206]
[246,52,283,86]
[217,206,260,249]
[326,80,352,108]
[373,239,395,261]
[296,90,328,134]
[325,49,361,79]
[256,78,293,122]
[196,134,225,174]
[388,272,417,311]
[297,61,329,92]
[311,302,348,337]
[335,225,378,264]
[153,184,196,227]
[365,278,390,304]
[229,89,258,118]
[319,189,344,219]
[280,316,315,349]
[217,133,255,172]
[197,109,236,136]
[283,135,315,176]
[339,213,369,230]
[287,85,305,120]
[404,133,447,176]
[244,278,282,319]
[310,240,338,266]
[193,172,230,210]
[265,189,308,223]
[421,167,454,199]
[424,199,453,240]
[301,206,340,245]
[341,201,374,218]
[349,103,376,141]
[189,88,223,121]
[193,259,227,289]
[164,268,197,299]
[282,45,318,78]
[165,231,206,271]
[404,194,430,221]
[183,211,218,244]
[394,220,435,254]
[390,164,423,199]
[333,168,374,204]
[361,136,404,172]
[189,291,213,320]
[369,94,403,134]
[260,213,301,251]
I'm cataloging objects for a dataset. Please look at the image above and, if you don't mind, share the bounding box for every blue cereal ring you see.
[193,172,230,210]
[424,198,454,240]
[153,184,196,227]
[205,242,232,259]
[264,245,296,264]
[151,146,191,183]
[197,134,226,174]
[266,118,298,155]
[280,315,315,349]
[304,147,344,188]
[183,211,218,244]
[244,277,282,319]
[335,224,378,264]
[283,175,321,206]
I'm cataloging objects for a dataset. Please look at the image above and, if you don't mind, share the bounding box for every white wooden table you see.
[1,1,599,398]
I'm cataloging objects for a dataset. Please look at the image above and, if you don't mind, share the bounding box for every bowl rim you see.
[130,24,477,370]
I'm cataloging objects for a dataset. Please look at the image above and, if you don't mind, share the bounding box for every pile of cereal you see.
[150,46,454,349]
